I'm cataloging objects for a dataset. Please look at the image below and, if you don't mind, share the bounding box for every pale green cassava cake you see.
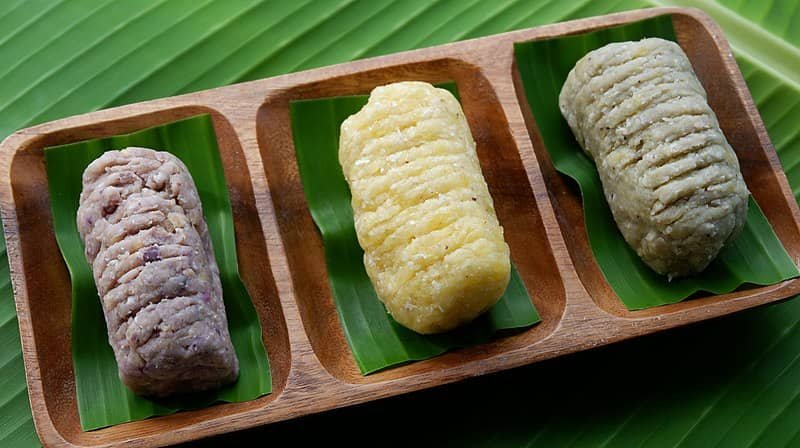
[559,38,749,279]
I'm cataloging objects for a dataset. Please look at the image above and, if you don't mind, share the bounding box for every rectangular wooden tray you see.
[2,7,799,448]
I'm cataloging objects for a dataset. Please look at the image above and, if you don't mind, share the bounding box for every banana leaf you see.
[44,114,271,431]
[2,1,800,447]
[514,16,799,310]
[289,85,541,374]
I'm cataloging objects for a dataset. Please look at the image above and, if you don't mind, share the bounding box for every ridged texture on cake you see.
[559,38,749,278]
[339,81,510,334]
[77,147,238,397]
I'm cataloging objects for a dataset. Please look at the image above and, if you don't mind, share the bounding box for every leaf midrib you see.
[652,0,800,92]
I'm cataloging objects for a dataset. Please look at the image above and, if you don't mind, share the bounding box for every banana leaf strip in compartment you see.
[290,85,541,375]
[514,16,798,310]
[45,114,272,430]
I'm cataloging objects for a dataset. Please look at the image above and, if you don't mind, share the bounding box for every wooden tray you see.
[2,7,799,448]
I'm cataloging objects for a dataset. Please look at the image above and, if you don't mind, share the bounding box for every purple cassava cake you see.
[76,147,238,397]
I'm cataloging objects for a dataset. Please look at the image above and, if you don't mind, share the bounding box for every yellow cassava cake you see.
[339,81,510,334]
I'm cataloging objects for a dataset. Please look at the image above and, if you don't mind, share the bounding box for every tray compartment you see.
[5,106,290,447]
[256,57,566,384]
[511,11,800,318]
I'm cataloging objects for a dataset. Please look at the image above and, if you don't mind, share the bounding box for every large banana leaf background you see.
[0,0,798,446]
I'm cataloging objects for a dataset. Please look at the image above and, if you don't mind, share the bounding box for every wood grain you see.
[1,7,798,448]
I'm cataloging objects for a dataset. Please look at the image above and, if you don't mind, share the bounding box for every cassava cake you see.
[77,147,238,397]
[339,81,511,334]
[559,38,749,278]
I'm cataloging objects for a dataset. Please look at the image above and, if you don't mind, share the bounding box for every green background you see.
[0,0,798,446]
